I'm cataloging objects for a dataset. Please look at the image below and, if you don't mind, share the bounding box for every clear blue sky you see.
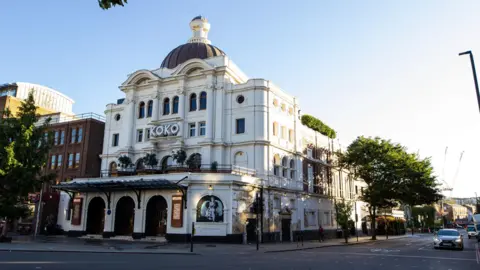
[1,0,479,198]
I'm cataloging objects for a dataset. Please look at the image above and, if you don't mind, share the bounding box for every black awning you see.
[52,178,182,193]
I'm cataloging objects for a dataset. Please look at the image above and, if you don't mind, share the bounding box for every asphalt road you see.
[0,231,478,270]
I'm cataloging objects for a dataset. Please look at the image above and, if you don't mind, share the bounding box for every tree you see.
[396,153,442,234]
[142,153,158,169]
[335,199,353,243]
[337,136,405,240]
[0,92,55,240]
[98,0,128,9]
[117,155,133,170]
[172,150,186,166]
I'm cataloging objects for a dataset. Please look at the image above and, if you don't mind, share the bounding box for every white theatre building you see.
[55,16,367,243]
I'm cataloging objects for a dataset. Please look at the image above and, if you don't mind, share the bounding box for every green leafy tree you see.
[335,199,353,243]
[117,155,133,170]
[337,136,405,240]
[172,150,187,166]
[98,0,128,9]
[0,92,55,239]
[396,153,442,234]
[142,153,158,169]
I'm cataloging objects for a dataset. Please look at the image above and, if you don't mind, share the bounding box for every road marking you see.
[312,251,477,262]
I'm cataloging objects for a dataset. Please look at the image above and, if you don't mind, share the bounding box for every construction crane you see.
[440,147,465,197]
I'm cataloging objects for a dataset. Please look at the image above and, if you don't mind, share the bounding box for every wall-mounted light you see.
[208,185,213,190]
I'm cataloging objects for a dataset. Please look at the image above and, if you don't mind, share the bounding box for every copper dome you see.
[160,42,226,69]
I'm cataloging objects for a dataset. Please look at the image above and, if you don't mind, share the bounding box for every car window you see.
[437,230,460,236]
[467,226,475,232]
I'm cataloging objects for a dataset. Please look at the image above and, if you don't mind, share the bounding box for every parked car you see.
[433,229,464,250]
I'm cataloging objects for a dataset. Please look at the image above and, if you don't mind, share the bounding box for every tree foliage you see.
[0,92,55,236]
[335,199,353,243]
[142,153,158,168]
[98,0,128,9]
[117,155,133,169]
[172,150,186,165]
[301,114,337,139]
[337,136,440,240]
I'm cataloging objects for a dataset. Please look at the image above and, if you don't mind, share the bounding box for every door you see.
[282,219,291,242]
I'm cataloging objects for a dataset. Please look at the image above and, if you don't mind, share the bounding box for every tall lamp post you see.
[459,51,480,114]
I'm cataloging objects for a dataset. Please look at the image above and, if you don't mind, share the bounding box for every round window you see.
[237,95,245,104]
[114,114,121,121]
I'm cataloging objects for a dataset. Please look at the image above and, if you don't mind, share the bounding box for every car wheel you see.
[468,235,471,239]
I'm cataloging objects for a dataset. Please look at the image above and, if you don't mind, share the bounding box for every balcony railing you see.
[38,112,106,125]
[100,164,256,178]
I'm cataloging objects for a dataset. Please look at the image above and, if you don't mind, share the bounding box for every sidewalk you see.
[0,234,412,255]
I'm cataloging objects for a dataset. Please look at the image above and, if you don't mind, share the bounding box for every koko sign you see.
[150,123,180,137]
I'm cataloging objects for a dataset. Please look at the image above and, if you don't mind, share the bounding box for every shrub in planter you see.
[211,161,218,172]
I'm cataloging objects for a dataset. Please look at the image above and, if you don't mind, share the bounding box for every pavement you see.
[0,231,478,269]
[0,233,409,255]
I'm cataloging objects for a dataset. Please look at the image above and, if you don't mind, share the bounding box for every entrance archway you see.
[86,197,106,234]
[114,196,135,236]
[144,196,168,236]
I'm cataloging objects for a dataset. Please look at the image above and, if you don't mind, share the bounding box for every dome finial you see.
[188,16,211,44]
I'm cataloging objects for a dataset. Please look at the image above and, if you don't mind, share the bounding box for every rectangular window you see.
[145,128,151,141]
[54,131,59,145]
[112,133,119,147]
[137,129,143,142]
[199,122,206,136]
[307,148,313,158]
[189,123,196,137]
[60,130,65,145]
[57,154,63,168]
[50,155,56,169]
[77,128,83,143]
[68,153,74,169]
[75,153,80,168]
[289,129,294,143]
[70,128,76,144]
[355,185,358,195]
[236,118,245,134]
[281,126,286,139]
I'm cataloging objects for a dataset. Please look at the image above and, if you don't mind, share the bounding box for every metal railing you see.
[100,164,256,178]
[38,112,106,125]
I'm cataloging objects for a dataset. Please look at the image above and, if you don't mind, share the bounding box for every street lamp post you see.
[459,51,480,114]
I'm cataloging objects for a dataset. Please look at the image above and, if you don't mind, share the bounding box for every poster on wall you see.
[171,195,183,228]
[71,197,83,225]
[196,195,224,222]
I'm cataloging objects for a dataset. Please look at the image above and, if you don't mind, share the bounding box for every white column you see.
[206,89,214,139]
[152,96,159,121]
[213,87,224,142]
[179,94,185,119]
[125,100,135,148]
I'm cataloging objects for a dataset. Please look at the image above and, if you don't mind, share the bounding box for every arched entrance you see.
[161,156,173,171]
[144,196,168,236]
[114,196,135,236]
[86,197,106,234]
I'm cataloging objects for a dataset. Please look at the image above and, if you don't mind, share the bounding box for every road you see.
[0,232,478,270]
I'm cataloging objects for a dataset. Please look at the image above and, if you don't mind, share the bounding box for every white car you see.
[467,225,477,239]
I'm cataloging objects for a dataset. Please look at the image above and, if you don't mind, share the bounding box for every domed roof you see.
[160,43,225,69]
[160,16,226,69]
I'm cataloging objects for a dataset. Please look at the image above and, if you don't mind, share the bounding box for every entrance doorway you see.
[86,197,105,234]
[114,196,135,236]
[281,219,291,242]
[144,196,168,236]
[246,218,256,243]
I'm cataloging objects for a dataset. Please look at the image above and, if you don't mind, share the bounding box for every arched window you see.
[290,159,295,179]
[163,98,170,115]
[109,162,117,174]
[199,91,207,110]
[172,96,179,114]
[190,93,197,111]
[234,151,248,168]
[138,102,145,118]
[273,154,281,176]
[147,100,153,117]
[282,157,288,178]
[196,195,224,222]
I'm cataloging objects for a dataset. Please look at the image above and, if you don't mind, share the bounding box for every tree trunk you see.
[1,219,9,236]
[371,206,377,240]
